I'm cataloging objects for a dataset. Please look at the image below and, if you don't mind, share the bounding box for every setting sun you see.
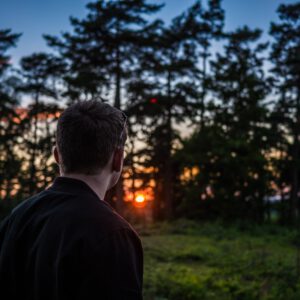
[135,194,145,203]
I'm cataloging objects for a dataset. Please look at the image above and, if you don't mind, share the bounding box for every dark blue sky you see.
[0,0,298,65]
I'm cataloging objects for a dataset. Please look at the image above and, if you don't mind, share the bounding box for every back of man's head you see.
[56,100,126,175]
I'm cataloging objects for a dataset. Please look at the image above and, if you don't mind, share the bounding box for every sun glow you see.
[135,194,145,203]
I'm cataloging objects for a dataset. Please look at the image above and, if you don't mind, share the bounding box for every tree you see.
[18,52,65,196]
[184,0,224,128]
[270,3,300,225]
[0,29,22,218]
[126,1,224,220]
[45,0,163,212]
[177,27,272,222]
[127,5,205,219]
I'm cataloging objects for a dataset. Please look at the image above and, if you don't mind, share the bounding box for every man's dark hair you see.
[56,100,127,175]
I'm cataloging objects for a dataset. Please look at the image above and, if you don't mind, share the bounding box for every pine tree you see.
[270,3,300,225]
[127,5,204,219]
[44,0,163,106]
[45,0,163,212]
[177,27,272,222]
[18,52,65,196]
[184,0,224,127]
[0,29,22,218]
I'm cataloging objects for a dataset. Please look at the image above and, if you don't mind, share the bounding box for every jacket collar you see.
[48,176,102,202]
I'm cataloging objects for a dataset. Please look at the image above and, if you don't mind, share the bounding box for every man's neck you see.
[61,173,110,201]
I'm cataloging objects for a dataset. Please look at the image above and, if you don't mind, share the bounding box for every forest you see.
[1,0,300,228]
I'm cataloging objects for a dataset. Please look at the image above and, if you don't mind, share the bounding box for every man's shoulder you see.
[4,190,48,225]
[78,199,139,243]
[1,189,139,248]
[48,186,140,242]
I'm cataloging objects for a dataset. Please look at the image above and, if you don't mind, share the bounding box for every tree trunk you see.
[29,92,39,195]
[279,85,288,224]
[153,172,163,220]
[290,91,300,225]
[114,44,124,213]
[200,45,208,129]
[164,70,173,219]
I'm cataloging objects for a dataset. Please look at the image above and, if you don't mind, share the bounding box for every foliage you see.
[127,0,224,219]
[175,26,274,222]
[0,29,23,216]
[269,3,300,224]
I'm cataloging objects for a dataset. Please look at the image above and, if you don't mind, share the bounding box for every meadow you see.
[139,220,300,300]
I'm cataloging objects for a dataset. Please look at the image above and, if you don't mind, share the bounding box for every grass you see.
[137,219,300,300]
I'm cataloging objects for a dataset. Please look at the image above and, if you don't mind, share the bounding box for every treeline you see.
[0,0,300,224]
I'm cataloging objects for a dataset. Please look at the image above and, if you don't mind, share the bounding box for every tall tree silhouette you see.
[270,3,300,225]
[127,4,206,219]
[44,0,163,212]
[45,0,163,107]
[184,0,224,128]
[0,29,22,218]
[177,27,272,222]
[19,53,65,196]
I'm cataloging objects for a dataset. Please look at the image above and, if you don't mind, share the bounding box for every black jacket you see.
[0,176,143,300]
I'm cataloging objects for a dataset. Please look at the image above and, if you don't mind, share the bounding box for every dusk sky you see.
[0,0,298,66]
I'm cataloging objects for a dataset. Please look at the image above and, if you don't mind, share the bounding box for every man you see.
[0,101,143,299]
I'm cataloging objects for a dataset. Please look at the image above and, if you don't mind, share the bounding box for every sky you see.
[0,0,298,66]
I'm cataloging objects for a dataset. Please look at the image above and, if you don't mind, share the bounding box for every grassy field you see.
[138,220,300,300]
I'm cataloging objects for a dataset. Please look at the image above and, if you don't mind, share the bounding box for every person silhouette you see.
[0,100,143,299]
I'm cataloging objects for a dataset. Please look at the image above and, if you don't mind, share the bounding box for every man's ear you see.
[53,145,60,165]
[112,148,124,172]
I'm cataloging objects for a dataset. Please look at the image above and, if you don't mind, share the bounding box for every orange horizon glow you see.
[124,186,154,203]
[1,107,62,124]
